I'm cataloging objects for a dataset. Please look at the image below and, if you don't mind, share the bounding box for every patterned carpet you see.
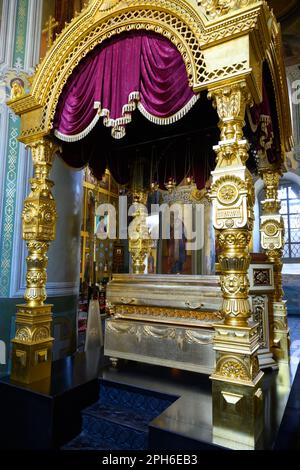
[63,379,178,450]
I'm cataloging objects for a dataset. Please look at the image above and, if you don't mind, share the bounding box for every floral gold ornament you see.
[217,183,239,205]
[218,357,249,382]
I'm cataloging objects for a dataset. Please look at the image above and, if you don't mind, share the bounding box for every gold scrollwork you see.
[199,0,258,19]
[15,328,32,343]
[112,304,223,321]
[216,355,250,381]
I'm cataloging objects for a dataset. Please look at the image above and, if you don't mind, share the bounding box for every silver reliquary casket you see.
[104,274,223,374]
[104,262,276,373]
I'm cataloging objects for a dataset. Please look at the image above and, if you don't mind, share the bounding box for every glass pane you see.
[290,229,300,243]
[280,200,288,214]
[289,215,300,229]
[282,215,289,230]
[289,198,300,214]
[278,186,288,199]
[283,244,290,258]
[284,231,289,243]
[288,186,299,199]
[291,244,300,258]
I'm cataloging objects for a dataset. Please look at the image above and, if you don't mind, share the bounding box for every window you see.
[278,183,300,262]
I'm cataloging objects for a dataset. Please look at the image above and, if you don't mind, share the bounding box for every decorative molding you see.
[12,281,80,299]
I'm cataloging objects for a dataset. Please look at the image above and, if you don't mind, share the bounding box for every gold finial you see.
[42,15,59,49]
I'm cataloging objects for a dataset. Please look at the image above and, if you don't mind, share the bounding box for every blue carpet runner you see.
[63,379,177,450]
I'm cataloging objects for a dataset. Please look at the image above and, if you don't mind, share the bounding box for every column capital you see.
[27,137,61,168]
[208,81,253,141]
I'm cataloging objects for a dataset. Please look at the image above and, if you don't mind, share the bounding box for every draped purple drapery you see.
[54,32,198,140]
[247,82,280,164]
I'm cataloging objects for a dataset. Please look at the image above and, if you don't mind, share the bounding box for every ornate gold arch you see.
[9,0,208,142]
[7,0,293,155]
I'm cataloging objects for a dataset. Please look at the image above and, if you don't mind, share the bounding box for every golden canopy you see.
[8,0,292,161]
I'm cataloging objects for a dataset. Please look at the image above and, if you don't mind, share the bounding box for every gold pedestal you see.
[211,322,264,449]
[212,378,264,450]
[11,305,54,384]
[272,301,290,363]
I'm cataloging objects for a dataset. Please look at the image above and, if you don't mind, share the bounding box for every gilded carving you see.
[208,82,252,142]
[129,191,152,274]
[217,183,239,205]
[15,328,32,343]
[259,168,290,362]
[252,269,271,287]
[33,327,50,342]
[221,274,249,296]
[209,79,262,396]
[107,320,214,350]
[251,295,266,348]
[10,138,57,384]
[99,0,121,12]
[199,0,258,19]
[111,304,223,322]
[210,175,252,230]
[216,355,250,381]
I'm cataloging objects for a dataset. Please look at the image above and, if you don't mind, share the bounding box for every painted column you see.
[208,81,264,449]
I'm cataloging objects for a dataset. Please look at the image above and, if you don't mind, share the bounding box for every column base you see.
[212,375,264,450]
[272,301,290,364]
[258,349,278,370]
[10,304,54,384]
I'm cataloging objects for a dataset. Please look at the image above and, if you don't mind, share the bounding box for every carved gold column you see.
[129,191,152,274]
[11,138,58,384]
[209,81,264,449]
[260,168,290,363]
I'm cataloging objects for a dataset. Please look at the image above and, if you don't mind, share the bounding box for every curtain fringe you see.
[98,91,141,139]
[137,94,199,125]
[54,112,101,142]
[247,108,272,134]
[55,92,199,141]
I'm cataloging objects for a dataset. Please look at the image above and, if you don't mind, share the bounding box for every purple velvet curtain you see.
[54,32,197,140]
[248,82,280,164]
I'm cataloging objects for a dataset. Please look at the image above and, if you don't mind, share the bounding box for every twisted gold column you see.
[11,138,58,384]
[129,191,152,275]
[209,81,264,449]
[260,169,290,363]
